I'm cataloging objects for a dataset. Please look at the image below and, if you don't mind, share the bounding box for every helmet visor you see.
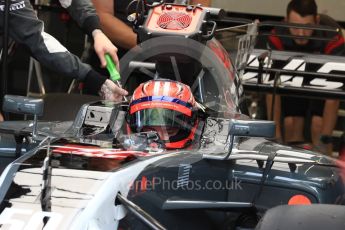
[128,108,194,131]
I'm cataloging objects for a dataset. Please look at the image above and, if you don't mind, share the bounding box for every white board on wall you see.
[212,0,345,22]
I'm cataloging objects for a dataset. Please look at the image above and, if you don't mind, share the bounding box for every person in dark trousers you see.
[0,0,128,105]
[261,0,345,155]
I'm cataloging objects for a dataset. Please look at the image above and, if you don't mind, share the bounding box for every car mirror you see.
[3,95,44,138]
[202,117,275,160]
[3,95,44,116]
[229,119,275,138]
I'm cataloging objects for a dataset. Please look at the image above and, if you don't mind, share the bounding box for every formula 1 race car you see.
[0,1,345,230]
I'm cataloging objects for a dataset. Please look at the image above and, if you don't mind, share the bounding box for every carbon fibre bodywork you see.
[0,100,343,229]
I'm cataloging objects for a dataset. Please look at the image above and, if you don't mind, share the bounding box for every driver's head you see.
[286,0,320,45]
[127,79,199,149]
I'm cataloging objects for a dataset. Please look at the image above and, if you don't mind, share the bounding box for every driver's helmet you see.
[127,79,199,149]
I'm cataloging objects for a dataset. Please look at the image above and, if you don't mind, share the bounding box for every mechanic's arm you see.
[318,99,339,155]
[9,0,127,101]
[92,0,137,50]
[321,100,339,136]
[59,0,119,68]
[318,33,345,152]
[266,94,282,141]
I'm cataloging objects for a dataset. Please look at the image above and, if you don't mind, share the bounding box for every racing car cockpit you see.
[0,2,344,230]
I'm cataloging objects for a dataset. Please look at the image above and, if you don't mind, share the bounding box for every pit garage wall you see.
[212,0,345,22]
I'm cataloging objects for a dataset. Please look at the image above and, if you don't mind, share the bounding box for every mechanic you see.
[260,0,345,155]
[126,79,203,149]
[0,0,128,106]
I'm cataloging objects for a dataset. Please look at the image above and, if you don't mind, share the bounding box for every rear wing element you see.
[243,49,345,100]
[215,18,345,99]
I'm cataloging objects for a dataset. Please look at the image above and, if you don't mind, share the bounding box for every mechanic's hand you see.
[92,29,120,69]
[100,79,128,102]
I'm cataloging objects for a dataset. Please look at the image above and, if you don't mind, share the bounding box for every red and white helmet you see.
[127,79,199,149]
